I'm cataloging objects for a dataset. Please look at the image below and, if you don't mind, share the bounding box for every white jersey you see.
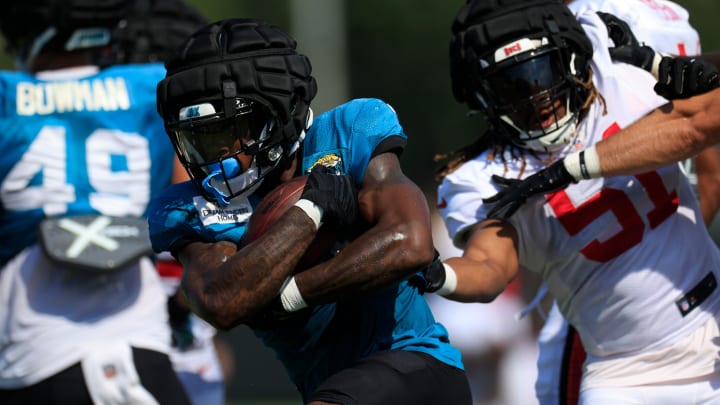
[567,0,700,56]
[0,246,170,388]
[438,10,720,360]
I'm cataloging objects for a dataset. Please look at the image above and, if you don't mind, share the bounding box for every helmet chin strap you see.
[288,107,313,156]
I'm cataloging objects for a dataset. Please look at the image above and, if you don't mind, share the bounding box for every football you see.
[242,176,336,271]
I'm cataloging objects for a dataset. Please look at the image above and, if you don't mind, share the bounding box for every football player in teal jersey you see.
[149,18,472,405]
[0,1,196,404]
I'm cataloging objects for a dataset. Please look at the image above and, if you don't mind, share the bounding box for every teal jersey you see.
[148,98,464,398]
[0,64,175,264]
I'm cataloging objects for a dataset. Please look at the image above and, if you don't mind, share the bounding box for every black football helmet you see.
[449,0,593,152]
[0,0,128,70]
[112,0,208,64]
[157,18,318,206]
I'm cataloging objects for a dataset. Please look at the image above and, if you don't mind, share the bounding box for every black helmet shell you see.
[449,0,592,109]
[157,18,317,163]
[113,0,208,64]
[0,0,127,57]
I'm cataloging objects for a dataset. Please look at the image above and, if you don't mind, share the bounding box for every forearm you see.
[442,256,514,303]
[295,169,435,305]
[597,109,701,176]
[297,215,434,304]
[432,220,519,303]
[179,208,318,329]
[565,90,720,179]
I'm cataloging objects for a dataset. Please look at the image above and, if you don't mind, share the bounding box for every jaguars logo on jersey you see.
[308,154,342,174]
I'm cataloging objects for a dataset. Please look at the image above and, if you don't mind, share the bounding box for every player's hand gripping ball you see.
[242,176,337,271]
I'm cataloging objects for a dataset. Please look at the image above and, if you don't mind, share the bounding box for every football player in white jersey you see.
[0,1,199,403]
[429,0,720,403]
[532,1,720,403]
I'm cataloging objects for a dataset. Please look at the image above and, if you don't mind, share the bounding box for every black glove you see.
[598,11,637,49]
[482,160,574,220]
[301,165,358,227]
[411,250,445,294]
[597,11,657,72]
[654,56,720,99]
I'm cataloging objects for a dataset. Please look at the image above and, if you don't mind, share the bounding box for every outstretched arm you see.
[483,82,720,220]
[594,88,720,177]
[421,218,520,303]
[443,219,520,302]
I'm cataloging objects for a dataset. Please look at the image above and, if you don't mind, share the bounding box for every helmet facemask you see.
[167,98,283,206]
[475,38,583,153]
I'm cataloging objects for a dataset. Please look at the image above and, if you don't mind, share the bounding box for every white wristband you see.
[436,262,458,297]
[650,52,671,80]
[563,146,601,180]
[294,198,324,229]
[280,277,308,312]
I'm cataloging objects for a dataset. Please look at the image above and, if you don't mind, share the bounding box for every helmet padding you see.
[157,18,317,167]
[113,0,208,64]
[449,0,592,110]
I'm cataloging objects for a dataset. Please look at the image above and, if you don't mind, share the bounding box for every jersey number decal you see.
[548,171,678,262]
[1,125,150,216]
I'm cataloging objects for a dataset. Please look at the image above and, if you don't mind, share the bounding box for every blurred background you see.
[2,1,718,403]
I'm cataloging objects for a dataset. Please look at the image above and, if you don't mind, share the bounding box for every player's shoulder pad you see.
[147,182,198,230]
[148,181,197,213]
[334,97,399,122]
[575,10,615,68]
[337,97,406,140]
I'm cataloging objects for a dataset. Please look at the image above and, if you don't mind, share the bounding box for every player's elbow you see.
[390,220,435,270]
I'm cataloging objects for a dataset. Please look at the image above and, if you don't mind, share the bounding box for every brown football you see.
[242,176,336,271]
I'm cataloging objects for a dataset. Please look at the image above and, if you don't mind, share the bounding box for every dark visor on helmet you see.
[166,101,270,171]
[479,48,572,132]
[481,48,567,108]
